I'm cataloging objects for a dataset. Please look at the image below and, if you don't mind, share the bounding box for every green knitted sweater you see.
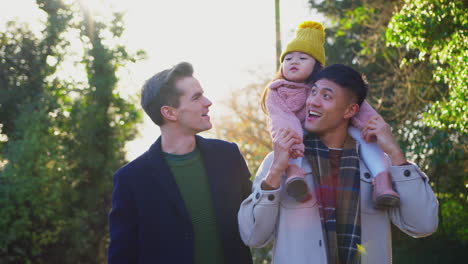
[164,148,225,264]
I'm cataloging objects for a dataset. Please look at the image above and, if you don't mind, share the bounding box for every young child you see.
[261,21,400,208]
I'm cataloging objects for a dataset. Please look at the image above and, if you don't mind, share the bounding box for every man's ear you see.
[161,105,178,122]
[344,103,360,119]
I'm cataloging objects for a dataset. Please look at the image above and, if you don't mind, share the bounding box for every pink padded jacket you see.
[266,79,311,153]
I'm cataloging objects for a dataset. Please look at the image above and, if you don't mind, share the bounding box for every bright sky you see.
[1,0,323,160]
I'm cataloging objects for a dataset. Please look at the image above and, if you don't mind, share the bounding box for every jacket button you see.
[364,172,371,179]
[404,169,411,177]
[268,194,275,201]
[319,240,322,246]
[255,192,260,199]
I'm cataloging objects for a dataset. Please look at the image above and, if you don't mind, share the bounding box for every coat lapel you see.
[196,136,224,208]
[147,137,190,220]
[147,136,232,238]
[196,136,231,241]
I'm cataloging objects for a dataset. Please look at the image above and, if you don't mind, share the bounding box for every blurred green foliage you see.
[0,0,142,263]
[387,0,467,134]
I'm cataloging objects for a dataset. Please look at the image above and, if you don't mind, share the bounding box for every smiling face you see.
[304,79,358,137]
[172,76,212,135]
[282,52,316,83]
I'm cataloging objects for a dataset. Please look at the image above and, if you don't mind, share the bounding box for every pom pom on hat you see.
[298,21,324,30]
[280,20,326,65]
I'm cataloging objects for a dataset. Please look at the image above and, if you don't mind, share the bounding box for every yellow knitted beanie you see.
[280,21,326,65]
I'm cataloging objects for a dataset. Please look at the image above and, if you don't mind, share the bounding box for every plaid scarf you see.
[304,133,361,264]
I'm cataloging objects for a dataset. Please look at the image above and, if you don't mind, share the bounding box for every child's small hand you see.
[290,149,304,159]
[266,128,302,189]
[271,128,302,171]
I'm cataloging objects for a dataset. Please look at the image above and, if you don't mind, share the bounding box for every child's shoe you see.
[372,171,400,209]
[285,164,310,202]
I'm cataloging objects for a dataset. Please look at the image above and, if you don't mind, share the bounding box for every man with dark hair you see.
[108,62,253,264]
[238,64,438,263]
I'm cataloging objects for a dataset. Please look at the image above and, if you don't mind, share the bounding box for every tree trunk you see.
[275,0,281,70]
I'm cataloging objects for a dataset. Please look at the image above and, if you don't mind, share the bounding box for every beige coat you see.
[238,152,438,264]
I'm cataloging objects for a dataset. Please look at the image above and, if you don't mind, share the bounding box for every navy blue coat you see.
[108,136,253,264]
